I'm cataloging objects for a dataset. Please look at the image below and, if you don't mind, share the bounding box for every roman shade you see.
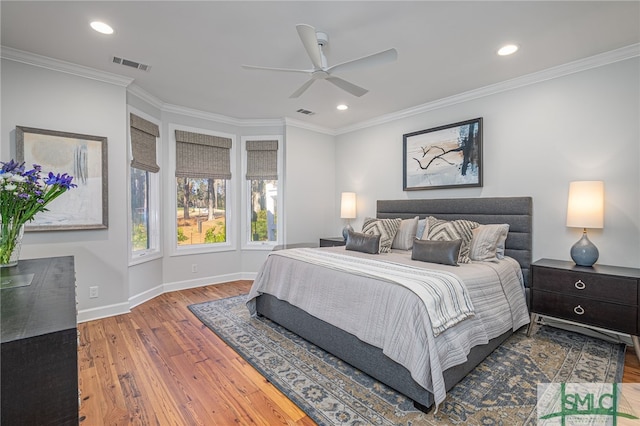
[130,113,160,173]
[246,140,278,180]
[175,130,232,179]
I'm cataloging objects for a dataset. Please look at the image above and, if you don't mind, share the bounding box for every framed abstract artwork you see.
[403,117,482,191]
[16,126,108,231]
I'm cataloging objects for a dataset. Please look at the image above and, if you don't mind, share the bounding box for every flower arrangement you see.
[0,159,77,266]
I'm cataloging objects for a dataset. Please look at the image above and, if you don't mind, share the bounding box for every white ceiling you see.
[2,1,639,131]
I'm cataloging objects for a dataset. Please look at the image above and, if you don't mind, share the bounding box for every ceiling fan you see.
[242,24,398,98]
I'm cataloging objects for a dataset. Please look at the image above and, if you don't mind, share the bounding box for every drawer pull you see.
[574,305,585,315]
[574,279,586,290]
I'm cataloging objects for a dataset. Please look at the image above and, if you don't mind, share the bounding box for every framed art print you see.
[16,126,108,231]
[403,117,482,191]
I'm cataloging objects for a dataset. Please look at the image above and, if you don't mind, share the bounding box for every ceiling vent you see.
[112,56,151,72]
[296,108,315,116]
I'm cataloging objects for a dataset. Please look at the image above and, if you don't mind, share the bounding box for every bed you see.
[247,197,533,412]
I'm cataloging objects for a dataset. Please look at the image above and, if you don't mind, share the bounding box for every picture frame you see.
[403,117,482,191]
[16,126,108,231]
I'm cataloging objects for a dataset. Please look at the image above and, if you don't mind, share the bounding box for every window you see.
[129,112,161,261]
[243,137,282,247]
[131,167,150,250]
[175,129,233,250]
[176,177,227,245]
[249,179,277,242]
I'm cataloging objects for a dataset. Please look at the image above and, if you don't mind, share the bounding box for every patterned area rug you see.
[188,295,626,426]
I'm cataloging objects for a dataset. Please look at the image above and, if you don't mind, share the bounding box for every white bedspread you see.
[246,246,530,408]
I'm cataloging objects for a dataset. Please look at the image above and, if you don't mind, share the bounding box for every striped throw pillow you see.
[424,217,479,263]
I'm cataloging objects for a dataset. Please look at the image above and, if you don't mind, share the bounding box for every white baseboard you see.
[128,283,165,310]
[78,271,258,323]
[163,272,246,293]
[77,302,130,323]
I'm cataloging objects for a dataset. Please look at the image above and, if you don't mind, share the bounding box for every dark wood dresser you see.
[1,256,78,425]
[527,258,640,361]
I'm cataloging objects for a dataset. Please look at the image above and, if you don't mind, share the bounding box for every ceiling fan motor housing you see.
[316,32,329,46]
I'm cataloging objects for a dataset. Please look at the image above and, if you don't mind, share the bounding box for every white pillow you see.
[391,216,419,250]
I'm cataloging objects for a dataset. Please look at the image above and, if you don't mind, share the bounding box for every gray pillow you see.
[411,238,462,266]
[346,230,381,254]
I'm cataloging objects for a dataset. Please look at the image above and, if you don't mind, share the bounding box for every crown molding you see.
[1,46,133,87]
[127,83,165,110]
[128,83,284,128]
[283,117,336,136]
[335,43,640,135]
[5,43,638,135]
[161,102,285,128]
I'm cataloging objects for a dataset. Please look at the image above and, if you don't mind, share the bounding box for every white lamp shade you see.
[566,181,604,229]
[340,192,357,219]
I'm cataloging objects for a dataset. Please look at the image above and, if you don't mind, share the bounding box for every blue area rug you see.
[189,295,626,425]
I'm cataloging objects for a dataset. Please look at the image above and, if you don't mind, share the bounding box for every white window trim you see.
[168,123,237,256]
[241,135,284,250]
[127,106,162,265]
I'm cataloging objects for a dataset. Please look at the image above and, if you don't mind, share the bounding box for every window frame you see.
[128,107,162,265]
[168,124,236,256]
[241,135,284,250]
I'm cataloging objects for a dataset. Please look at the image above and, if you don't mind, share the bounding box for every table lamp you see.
[566,181,604,267]
[340,192,357,241]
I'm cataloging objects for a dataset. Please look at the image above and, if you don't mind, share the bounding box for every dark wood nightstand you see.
[319,237,346,247]
[527,258,640,361]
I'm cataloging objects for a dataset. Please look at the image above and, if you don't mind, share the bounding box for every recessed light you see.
[90,21,114,35]
[336,104,349,111]
[497,44,518,56]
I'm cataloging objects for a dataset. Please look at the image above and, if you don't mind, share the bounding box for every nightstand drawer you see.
[319,237,346,247]
[532,267,638,304]
[531,290,638,335]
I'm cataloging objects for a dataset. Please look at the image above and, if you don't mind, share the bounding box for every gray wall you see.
[285,125,337,242]
[335,58,640,268]
[1,59,131,315]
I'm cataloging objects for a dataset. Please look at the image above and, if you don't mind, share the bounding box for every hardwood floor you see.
[78,281,640,425]
[78,281,315,426]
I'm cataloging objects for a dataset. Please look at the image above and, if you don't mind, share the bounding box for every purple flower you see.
[45,172,76,189]
[1,158,76,227]
[0,160,24,174]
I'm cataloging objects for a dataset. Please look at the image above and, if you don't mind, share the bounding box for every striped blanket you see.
[270,248,475,336]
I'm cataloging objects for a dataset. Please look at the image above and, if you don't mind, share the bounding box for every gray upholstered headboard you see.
[377,197,533,286]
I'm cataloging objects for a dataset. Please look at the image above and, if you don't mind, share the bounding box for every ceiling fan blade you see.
[242,64,310,74]
[327,48,398,74]
[296,24,323,69]
[325,76,368,97]
[289,79,316,98]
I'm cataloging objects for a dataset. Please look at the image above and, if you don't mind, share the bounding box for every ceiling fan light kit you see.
[242,24,397,99]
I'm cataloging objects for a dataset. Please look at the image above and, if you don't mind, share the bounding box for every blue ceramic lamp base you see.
[342,224,353,241]
[570,229,599,267]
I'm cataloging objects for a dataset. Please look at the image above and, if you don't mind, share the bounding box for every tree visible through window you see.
[250,179,277,242]
[176,177,227,245]
[174,129,232,248]
[129,112,160,258]
[131,168,149,251]
[245,138,279,245]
